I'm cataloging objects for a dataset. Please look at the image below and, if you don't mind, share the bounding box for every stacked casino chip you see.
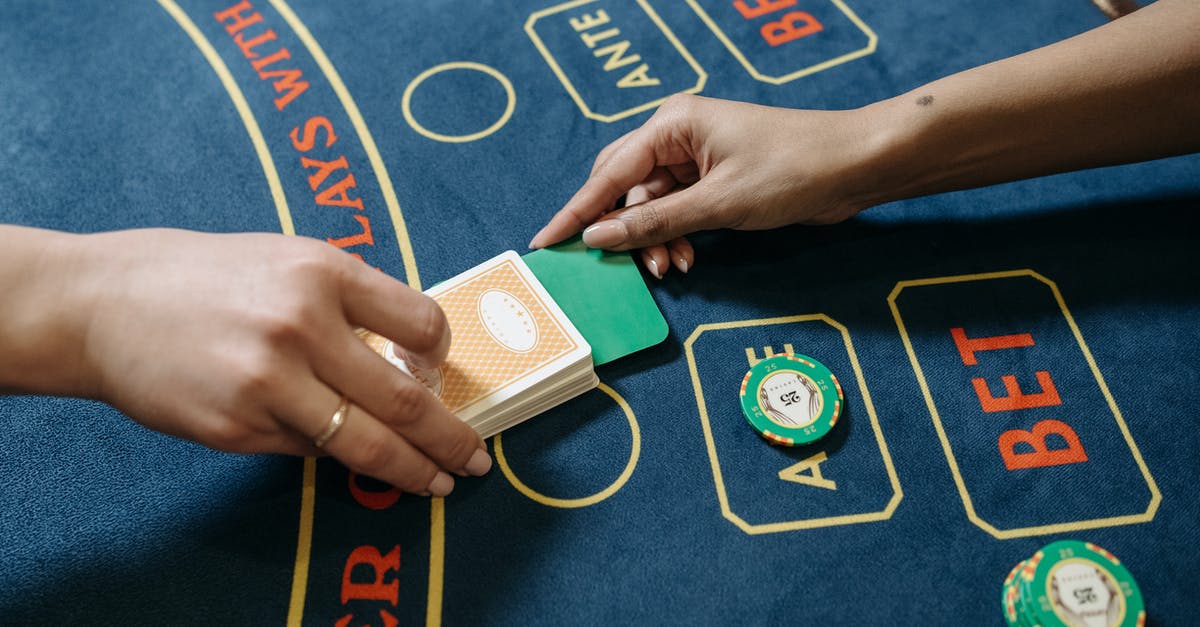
[739,354,842,446]
[1001,540,1145,627]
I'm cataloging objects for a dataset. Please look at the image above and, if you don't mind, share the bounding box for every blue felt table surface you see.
[1,0,1198,624]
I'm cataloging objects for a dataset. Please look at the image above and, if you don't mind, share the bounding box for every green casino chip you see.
[1002,540,1145,627]
[739,354,842,446]
[1019,555,1042,627]
[1027,540,1146,627]
[1001,561,1027,627]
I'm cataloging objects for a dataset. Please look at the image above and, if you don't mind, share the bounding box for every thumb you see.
[581,178,725,251]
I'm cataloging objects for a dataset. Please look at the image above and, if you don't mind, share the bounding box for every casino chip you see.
[739,354,842,447]
[999,540,1145,626]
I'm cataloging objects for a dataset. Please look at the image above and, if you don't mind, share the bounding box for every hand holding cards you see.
[361,251,598,438]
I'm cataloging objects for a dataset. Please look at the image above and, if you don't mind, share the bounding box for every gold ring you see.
[314,396,350,448]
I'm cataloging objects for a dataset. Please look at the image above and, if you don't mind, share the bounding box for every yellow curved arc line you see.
[267,0,421,290]
[289,457,317,627]
[153,2,311,625]
[156,0,294,236]
[494,383,641,508]
[261,3,434,624]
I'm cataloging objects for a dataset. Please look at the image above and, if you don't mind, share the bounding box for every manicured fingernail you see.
[677,257,689,274]
[582,221,627,248]
[645,256,663,279]
[464,449,493,476]
[427,471,455,497]
[528,229,546,249]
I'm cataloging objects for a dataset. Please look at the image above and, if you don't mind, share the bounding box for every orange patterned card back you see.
[359,252,586,416]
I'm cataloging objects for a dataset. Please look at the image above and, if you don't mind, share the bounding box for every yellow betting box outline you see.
[888,269,1161,540]
[494,383,641,508]
[684,314,902,535]
[525,0,708,123]
[159,1,442,624]
[401,62,517,144]
[683,0,877,85]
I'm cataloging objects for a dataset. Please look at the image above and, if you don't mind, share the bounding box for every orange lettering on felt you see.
[250,47,291,72]
[301,155,350,190]
[733,0,796,20]
[951,327,1036,366]
[328,214,374,249]
[972,371,1062,413]
[348,471,402,510]
[316,174,365,210]
[257,66,308,110]
[233,29,277,58]
[214,1,263,35]
[341,545,400,604]
[290,116,338,152]
[761,11,823,46]
[999,419,1088,470]
[335,611,399,627]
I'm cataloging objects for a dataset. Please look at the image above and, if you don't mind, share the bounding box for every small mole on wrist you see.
[916,94,934,106]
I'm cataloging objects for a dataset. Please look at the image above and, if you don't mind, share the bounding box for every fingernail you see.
[677,257,689,274]
[427,471,455,497]
[645,256,662,279]
[528,229,545,249]
[401,350,430,371]
[464,449,493,476]
[582,221,627,248]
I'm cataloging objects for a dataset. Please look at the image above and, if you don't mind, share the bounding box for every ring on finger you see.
[314,396,351,448]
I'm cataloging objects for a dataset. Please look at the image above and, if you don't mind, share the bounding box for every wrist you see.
[0,227,102,397]
[846,95,946,210]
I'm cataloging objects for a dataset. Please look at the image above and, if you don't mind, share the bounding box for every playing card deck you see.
[362,251,598,438]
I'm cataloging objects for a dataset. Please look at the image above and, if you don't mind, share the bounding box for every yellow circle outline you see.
[401,61,515,143]
[494,383,641,509]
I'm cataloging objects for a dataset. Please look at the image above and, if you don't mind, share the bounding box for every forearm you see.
[0,226,95,396]
[861,0,1200,206]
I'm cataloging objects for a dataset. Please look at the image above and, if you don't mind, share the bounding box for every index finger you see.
[529,128,660,249]
[338,253,451,369]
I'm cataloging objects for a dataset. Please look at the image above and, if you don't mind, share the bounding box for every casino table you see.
[1,0,1198,624]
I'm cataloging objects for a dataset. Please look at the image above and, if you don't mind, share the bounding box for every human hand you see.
[529,95,881,277]
[69,229,489,496]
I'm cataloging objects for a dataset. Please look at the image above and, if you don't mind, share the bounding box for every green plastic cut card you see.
[523,237,668,366]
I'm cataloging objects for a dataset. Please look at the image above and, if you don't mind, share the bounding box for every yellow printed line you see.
[683,0,876,85]
[887,269,1161,539]
[684,314,902,534]
[267,0,421,290]
[263,3,436,624]
[427,497,445,627]
[157,0,295,235]
[287,457,317,627]
[525,0,707,123]
[155,2,314,622]
[495,383,641,508]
